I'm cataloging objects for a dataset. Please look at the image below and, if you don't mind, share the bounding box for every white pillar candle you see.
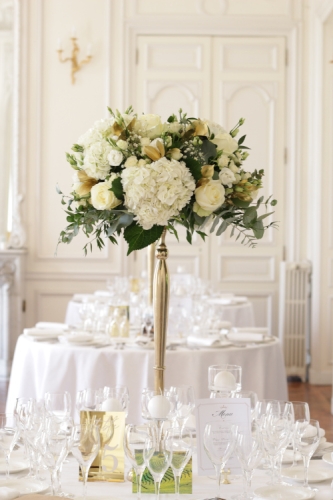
[147,395,171,419]
[101,397,122,411]
[214,370,237,390]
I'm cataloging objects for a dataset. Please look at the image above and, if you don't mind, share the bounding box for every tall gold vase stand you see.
[153,229,169,393]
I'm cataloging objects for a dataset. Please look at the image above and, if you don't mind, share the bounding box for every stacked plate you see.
[58,332,108,347]
[23,322,69,341]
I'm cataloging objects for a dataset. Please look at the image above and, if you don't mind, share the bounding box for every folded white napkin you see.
[187,335,220,347]
[0,487,20,500]
[207,298,233,306]
[35,322,68,330]
[24,328,62,338]
[72,293,95,302]
[63,332,93,343]
[227,332,266,343]
[303,424,325,438]
[233,327,269,334]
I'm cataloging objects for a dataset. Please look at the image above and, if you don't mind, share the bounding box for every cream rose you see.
[108,149,123,166]
[194,180,225,213]
[217,154,229,168]
[212,132,238,154]
[91,181,122,210]
[116,140,128,150]
[125,156,138,167]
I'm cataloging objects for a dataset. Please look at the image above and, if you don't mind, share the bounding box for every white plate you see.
[192,340,233,348]
[254,484,315,499]
[0,457,29,474]
[0,477,49,495]
[281,464,333,483]
[282,449,302,463]
[322,452,333,465]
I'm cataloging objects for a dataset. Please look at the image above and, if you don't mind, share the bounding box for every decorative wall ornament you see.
[57,32,92,84]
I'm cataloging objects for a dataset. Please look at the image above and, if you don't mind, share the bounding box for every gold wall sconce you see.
[57,28,92,84]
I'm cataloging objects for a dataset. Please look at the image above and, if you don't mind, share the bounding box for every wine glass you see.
[266,401,294,483]
[165,427,193,499]
[170,386,195,430]
[261,411,292,484]
[124,424,150,498]
[143,427,173,500]
[294,419,320,490]
[233,429,263,499]
[203,422,238,498]
[232,391,258,424]
[71,423,100,499]
[0,414,20,478]
[44,391,71,418]
[290,402,310,467]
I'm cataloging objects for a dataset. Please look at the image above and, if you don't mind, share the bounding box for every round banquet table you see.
[6,335,287,422]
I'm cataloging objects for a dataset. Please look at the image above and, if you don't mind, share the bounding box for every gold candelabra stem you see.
[147,243,155,306]
[57,37,92,84]
[153,229,169,393]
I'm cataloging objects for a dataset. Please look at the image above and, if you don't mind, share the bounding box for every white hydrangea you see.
[78,118,115,148]
[83,141,113,180]
[121,157,195,230]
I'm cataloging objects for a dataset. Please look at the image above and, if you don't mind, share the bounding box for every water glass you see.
[0,414,20,478]
[143,427,173,500]
[290,402,310,466]
[203,421,238,497]
[44,391,71,418]
[233,429,263,499]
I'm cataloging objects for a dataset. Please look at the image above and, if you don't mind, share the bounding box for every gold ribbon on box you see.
[80,411,125,482]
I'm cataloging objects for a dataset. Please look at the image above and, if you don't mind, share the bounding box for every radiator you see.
[278,261,312,381]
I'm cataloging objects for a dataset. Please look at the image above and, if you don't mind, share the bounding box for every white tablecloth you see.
[6,336,287,422]
[65,298,255,328]
[58,453,333,500]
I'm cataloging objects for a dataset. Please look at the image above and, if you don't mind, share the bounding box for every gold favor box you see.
[80,410,125,482]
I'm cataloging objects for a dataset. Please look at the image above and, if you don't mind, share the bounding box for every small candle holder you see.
[208,364,242,397]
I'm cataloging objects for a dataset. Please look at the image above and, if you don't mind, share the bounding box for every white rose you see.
[134,114,163,138]
[202,120,227,137]
[125,156,138,167]
[166,122,182,134]
[138,159,147,167]
[195,180,225,213]
[219,167,236,188]
[117,140,128,150]
[217,154,229,168]
[234,173,241,183]
[90,181,122,210]
[108,149,124,166]
[212,132,238,154]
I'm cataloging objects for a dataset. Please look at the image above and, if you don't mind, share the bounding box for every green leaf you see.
[124,223,164,255]
[216,219,229,236]
[243,207,257,225]
[231,197,251,208]
[56,185,63,195]
[196,230,207,241]
[184,158,202,182]
[257,211,274,222]
[210,215,221,233]
[111,177,124,200]
[252,220,264,239]
[117,212,134,228]
[238,135,246,146]
[186,230,192,244]
[193,213,206,226]
[200,139,217,162]
[271,199,278,206]
[256,196,264,208]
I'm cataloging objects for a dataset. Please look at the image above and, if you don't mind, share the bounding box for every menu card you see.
[195,398,251,475]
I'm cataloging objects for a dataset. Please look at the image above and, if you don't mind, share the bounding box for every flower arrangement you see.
[58,107,276,254]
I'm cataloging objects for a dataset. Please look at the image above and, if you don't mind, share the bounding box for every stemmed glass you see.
[290,402,310,467]
[232,392,258,424]
[0,414,20,478]
[14,397,36,466]
[203,422,238,498]
[165,427,193,499]
[143,427,173,500]
[44,391,71,418]
[124,424,150,498]
[294,419,320,490]
[71,423,100,499]
[170,386,195,430]
[233,429,263,499]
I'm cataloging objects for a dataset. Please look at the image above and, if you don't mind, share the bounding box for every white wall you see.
[14,0,333,383]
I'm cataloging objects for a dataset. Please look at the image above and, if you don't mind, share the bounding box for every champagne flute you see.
[124,424,150,498]
[165,427,193,499]
[71,423,100,499]
[44,391,71,418]
[143,427,173,500]
[203,422,238,498]
[0,414,20,478]
[294,419,320,489]
[171,386,195,430]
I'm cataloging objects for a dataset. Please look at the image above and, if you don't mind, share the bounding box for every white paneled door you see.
[135,36,286,334]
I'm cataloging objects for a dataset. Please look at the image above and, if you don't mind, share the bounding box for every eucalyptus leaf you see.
[243,207,257,225]
[252,220,264,239]
[216,219,229,236]
[210,215,221,233]
[232,197,251,208]
[257,211,274,222]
